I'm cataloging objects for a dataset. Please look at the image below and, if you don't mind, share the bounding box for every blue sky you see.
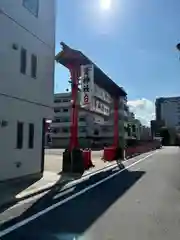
[54,0,180,124]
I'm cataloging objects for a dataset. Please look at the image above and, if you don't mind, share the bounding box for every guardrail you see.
[102,141,162,162]
[125,141,162,159]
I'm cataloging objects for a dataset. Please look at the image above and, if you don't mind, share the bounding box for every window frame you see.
[62,127,69,133]
[31,54,37,79]
[16,122,24,149]
[28,123,34,149]
[79,127,87,133]
[22,0,39,18]
[79,117,86,122]
[20,48,27,75]
[54,99,62,103]
[62,99,70,103]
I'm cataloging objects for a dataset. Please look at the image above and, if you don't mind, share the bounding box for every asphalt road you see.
[1,147,180,240]
[44,149,103,174]
[45,148,103,158]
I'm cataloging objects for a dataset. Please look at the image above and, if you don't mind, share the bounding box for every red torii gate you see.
[55,42,127,171]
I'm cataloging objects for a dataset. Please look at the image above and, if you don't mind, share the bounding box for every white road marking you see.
[53,187,75,200]
[4,155,150,209]
[11,158,141,207]
[6,153,152,211]
[53,166,121,200]
[54,153,148,190]
[16,163,118,199]
[16,182,56,199]
[0,150,159,238]
[15,152,152,200]
[7,193,47,210]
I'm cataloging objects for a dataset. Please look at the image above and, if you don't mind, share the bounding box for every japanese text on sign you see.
[80,64,94,106]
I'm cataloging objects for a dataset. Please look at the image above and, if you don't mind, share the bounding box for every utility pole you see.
[176,43,180,54]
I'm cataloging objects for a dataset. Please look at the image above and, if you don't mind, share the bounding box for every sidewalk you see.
[0,151,118,210]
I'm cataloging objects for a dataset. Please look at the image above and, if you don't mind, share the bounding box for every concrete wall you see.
[156,97,180,129]
[0,95,46,181]
[0,0,55,181]
[0,0,55,48]
[161,101,180,128]
[0,1,55,113]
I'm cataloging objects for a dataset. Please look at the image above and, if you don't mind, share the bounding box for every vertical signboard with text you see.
[80,64,94,108]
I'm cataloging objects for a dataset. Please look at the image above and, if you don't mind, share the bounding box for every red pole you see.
[114,98,119,147]
[69,67,79,150]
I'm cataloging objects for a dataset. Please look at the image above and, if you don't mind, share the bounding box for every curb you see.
[0,149,160,211]
[0,161,118,212]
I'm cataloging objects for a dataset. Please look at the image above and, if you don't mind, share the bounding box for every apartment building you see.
[51,89,128,148]
[124,110,152,141]
[155,97,180,131]
[0,0,55,181]
[151,119,165,138]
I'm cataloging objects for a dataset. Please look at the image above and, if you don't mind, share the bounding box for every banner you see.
[95,99,110,115]
[80,64,94,106]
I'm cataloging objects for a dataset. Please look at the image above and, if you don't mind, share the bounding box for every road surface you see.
[44,149,103,174]
[45,149,103,158]
[1,147,180,240]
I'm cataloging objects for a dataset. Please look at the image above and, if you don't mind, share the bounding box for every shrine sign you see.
[80,64,94,106]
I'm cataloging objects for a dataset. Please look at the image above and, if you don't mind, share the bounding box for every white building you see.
[156,97,180,132]
[124,110,151,141]
[51,90,128,148]
[0,0,55,181]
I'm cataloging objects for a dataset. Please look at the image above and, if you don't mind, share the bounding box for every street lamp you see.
[176,43,180,61]
[176,43,180,51]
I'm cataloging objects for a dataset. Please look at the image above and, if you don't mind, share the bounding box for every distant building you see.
[50,91,129,148]
[126,113,151,141]
[0,0,55,181]
[140,125,151,140]
[151,120,165,138]
[155,97,180,131]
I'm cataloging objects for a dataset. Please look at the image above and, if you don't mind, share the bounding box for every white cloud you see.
[128,98,155,126]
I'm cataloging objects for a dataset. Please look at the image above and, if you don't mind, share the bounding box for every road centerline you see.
[0,150,159,238]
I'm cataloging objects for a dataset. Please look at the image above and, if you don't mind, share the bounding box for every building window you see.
[16,122,24,149]
[62,117,70,122]
[132,125,136,133]
[31,54,37,78]
[54,108,61,113]
[54,99,61,103]
[23,0,39,17]
[54,118,61,123]
[28,123,34,149]
[127,124,131,137]
[79,117,86,122]
[80,127,86,133]
[62,128,69,133]
[62,99,69,102]
[102,127,110,132]
[63,108,68,112]
[52,127,60,134]
[20,48,27,74]
[94,129,99,136]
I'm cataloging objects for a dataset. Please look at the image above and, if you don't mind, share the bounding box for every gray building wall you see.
[0,0,55,181]
[156,97,180,131]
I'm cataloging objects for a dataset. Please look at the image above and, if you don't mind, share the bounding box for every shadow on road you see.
[1,164,145,240]
[0,173,79,215]
[0,176,41,214]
